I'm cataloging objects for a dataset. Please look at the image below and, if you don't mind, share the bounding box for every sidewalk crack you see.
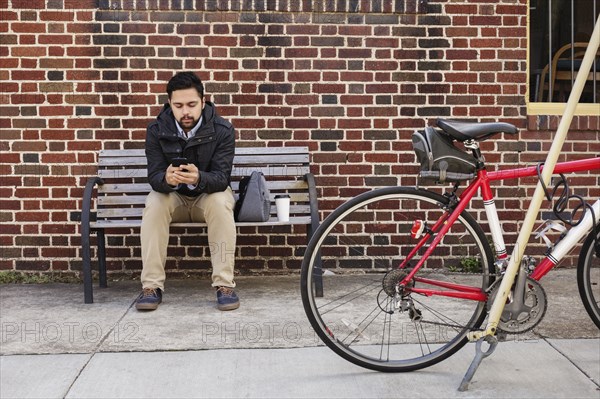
[543,337,600,389]
[61,297,137,398]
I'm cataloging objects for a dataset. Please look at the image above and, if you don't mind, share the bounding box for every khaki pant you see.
[140,188,237,291]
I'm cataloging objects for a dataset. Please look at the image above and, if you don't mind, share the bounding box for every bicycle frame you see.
[398,157,600,301]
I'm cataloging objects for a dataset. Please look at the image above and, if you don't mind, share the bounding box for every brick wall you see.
[1,0,598,278]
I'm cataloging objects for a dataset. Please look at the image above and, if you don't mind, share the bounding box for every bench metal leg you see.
[98,230,107,288]
[306,224,323,298]
[81,176,104,304]
[81,228,94,304]
[304,173,323,297]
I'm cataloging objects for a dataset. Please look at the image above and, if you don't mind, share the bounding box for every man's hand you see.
[165,163,200,187]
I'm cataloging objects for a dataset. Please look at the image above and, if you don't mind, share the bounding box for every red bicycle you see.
[300,119,600,372]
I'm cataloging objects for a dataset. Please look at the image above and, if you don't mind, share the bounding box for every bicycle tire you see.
[577,228,600,329]
[301,186,495,372]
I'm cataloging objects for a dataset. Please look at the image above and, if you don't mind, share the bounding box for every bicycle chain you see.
[402,272,504,331]
[417,319,469,330]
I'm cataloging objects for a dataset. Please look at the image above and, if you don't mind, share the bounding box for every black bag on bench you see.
[412,126,477,183]
[234,171,271,222]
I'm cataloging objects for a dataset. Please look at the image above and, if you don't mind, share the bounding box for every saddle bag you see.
[234,171,271,222]
[412,126,477,183]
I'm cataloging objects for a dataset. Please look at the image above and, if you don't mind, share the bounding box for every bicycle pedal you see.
[496,331,508,342]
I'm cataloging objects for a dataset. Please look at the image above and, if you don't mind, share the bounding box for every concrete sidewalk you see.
[1,270,599,398]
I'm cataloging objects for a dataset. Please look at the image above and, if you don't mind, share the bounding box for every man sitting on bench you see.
[136,71,240,312]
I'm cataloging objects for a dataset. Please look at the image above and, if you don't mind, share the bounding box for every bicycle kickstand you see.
[458,335,498,392]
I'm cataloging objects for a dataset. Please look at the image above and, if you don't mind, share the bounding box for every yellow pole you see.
[469,16,600,341]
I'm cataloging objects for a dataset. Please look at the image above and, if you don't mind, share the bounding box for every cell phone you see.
[171,157,189,167]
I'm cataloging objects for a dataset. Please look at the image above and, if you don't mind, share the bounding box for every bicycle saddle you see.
[437,119,518,142]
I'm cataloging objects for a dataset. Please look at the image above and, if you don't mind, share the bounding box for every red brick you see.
[469,16,502,26]
[366,84,397,94]
[40,12,75,21]
[284,48,318,58]
[365,60,398,71]
[496,5,523,15]
[39,106,74,117]
[203,36,237,46]
[313,84,346,94]
[39,58,74,68]
[95,106,130,116]
[338,48,372,58]
[288,72,321,82]
[365,38,398,48]
[10,23,46,33]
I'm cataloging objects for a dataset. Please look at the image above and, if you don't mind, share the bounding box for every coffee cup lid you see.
[275,194,290,199]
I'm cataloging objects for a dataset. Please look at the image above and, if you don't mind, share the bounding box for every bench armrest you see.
[82,177,104,227]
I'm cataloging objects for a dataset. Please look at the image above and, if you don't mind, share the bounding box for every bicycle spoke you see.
[415,320,431,357]
[412,296,473,331]
[316,278,381,315]
[340,301,382,345]
[382,298,393,361]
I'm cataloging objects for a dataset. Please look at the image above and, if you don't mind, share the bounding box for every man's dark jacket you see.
[145,101,235,196]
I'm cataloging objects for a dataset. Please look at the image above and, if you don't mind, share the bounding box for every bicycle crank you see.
[486,267,548,334]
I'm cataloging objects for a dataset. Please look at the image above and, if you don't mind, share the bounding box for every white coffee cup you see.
[275,194,291,222]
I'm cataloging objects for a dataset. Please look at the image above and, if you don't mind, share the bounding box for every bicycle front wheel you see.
[301,186,494,372]
[577,228,600,329]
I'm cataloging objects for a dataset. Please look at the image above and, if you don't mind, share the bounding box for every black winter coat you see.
[145,101,235,196]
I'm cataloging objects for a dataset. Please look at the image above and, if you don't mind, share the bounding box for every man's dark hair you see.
[167,72,204,99]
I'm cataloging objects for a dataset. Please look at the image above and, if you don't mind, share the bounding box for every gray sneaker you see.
[135,288,162,311]
[216,286,240,311]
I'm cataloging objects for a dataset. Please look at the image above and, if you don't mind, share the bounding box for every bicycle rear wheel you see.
[577,228,600,329]
[301,186,495,372]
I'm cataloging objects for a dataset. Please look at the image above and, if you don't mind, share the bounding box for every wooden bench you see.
[81,146,322,303]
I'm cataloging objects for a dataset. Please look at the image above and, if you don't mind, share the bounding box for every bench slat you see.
[98,169,147,178]
[99,157,147,166]
[98,195,148,205]
[98,192,310,206]
[97,180,308,194]
[98,166,310,179]
[98,183,152,193]
[97,204,311,218]
[231,180,308,190]
[90,216,312,229]
[233,154,309,164]
[97,153,309,167]
[97,165,310,179]
[98,146,309,158]
[99,149,145,157]
[231,166,309,177]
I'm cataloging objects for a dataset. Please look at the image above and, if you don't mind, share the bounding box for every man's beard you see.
[179,116,198,131]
